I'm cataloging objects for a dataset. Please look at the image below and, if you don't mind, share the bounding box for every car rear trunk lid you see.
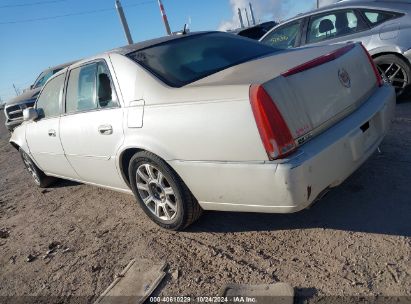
[262,43,379,144]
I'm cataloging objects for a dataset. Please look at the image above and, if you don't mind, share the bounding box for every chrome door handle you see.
[48,129,56,137]
[98,125,113,135]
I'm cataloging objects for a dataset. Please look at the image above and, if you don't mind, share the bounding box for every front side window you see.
[362,10,397,26]
[307,10,367,43]
[36,74,64,118]
[261,21,302,49]
[66,61,118,113]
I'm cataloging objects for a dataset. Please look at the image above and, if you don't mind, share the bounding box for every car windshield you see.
[33,68,63,89]
[127,32,278,87]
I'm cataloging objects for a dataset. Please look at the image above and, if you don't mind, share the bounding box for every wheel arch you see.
[9,124,30,154]
[118,146,175,188]
[9,141,20,151]
[119,147,144,188]
[10,137,29,154]
[372,52,411,68]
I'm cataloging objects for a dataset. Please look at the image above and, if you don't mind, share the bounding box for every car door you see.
[26,73,80,178]
[260,20,304,49]
[59,59,127,189]
[303,9,372,47]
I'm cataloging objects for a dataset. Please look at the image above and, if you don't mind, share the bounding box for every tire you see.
[19,149,55,188]
[128,151,202,230]
[374,54,411,97]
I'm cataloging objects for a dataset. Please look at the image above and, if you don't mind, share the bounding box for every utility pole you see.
[115,0,133,45]
[244,8,250,27]
[238,8,245,28]
[317,0,320,8]
[158,0,172,35]
[249,3,256,26]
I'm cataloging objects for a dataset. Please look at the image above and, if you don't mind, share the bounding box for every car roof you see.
[41,60,78,74]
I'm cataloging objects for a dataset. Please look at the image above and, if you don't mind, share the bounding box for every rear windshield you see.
[127,32,277,87]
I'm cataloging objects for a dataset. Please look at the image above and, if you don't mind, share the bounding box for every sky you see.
[0,0,336,103]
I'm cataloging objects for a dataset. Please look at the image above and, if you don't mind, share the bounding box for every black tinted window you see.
[238,22,276,40]
[36,74,64,118]
[238,28,268,40]
[261,21,301,49]
[127,33,277,87]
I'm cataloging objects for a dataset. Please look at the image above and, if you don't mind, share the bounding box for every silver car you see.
[260,0,411,96]
[10,32,395,230]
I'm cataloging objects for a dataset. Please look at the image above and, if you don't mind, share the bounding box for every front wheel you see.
[20,149,55,188]
[374,54,411,97]
[128,151,202,230]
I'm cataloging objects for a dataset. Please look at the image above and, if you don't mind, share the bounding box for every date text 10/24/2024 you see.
[149,296,258,303]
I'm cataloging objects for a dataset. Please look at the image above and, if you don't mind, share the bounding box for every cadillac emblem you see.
[338,68,351,88]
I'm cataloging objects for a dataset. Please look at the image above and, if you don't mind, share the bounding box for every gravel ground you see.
[0,100,410,303]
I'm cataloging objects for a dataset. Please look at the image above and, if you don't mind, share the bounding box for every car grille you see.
[5,100,36,121]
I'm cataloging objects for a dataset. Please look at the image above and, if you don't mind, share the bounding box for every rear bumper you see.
[170,85,396,213]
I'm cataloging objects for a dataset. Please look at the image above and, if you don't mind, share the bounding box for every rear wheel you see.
[20,149,55,188]
[374,54,411,97]
[128,151,202,230]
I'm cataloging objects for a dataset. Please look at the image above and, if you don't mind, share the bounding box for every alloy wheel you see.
[135,164,178,221]
[377,62,408,92]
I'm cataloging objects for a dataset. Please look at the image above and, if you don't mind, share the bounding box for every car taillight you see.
[282,43,355,77]
[249,84,296,160]
[360,43,383,87]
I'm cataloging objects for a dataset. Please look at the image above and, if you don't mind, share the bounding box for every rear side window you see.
[127,32,277,87]
[66,62,118,113]
[261,21,302,49]
[307,10,367,43]
[362,10,398,26]
[36,74,64,118]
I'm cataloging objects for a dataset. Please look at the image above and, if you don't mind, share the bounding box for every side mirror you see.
[23,108,39,122]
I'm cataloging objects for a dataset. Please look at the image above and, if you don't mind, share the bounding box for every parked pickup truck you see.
[4,62,75,131]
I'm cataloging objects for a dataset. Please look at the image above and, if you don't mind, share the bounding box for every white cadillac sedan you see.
[10,32,395,230]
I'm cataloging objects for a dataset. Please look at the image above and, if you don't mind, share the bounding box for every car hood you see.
[5,88,41,106]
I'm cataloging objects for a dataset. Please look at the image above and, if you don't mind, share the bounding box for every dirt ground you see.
[0,100,410,303]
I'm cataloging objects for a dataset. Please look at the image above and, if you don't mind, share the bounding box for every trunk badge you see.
[338,68,351,88]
